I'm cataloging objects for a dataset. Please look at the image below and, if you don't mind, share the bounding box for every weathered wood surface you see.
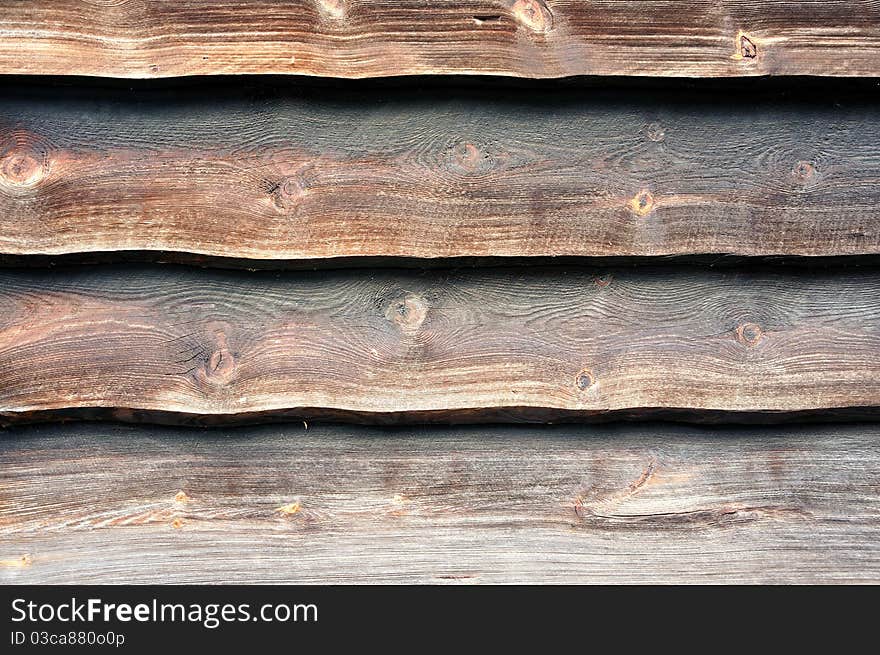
[0,1,878,79]
[2,84,880,261]
[2,422,878,584]
[1,265,880,423]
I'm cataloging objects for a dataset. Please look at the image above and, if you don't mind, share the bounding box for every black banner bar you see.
[0,585,865,649]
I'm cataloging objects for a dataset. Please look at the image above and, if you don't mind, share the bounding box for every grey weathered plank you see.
[2,265,880,423]
[2,83,880,260]
[2,422,878,584]
[0,1,879,78]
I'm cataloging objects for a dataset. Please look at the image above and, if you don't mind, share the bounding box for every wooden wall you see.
[1,1,879,78]
[2,82,880,260]
[4,422,878,584]
[1,3,879,584]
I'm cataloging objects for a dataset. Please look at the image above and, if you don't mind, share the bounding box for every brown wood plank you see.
[2,422,878,583]
[1,264,879,423]
[0,1,879,78]
[2,83,880,261]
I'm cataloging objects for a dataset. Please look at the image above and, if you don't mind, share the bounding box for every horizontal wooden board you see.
[2,84,880,261]
[2,422,878,583]
[1,265,880,423]
[0,1,879,78]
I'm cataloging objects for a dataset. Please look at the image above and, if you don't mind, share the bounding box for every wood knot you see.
[171,517,184,529]
[0,146,47,189]
[197,332,236,385]
[510,0,553,33]
[317,0,346,19]
[645,122,666,143]
[629,461,657,493]
[575,369,595,391]
[174,491,191,504]
[736,322,763,347]
[593,273,613,288]
[1,553,33,568]
[386,294,428,331]
[734,32,757,60]
[628,189,655,217]
[276,501,301,516]
[448,141,493,174]
[273,175,307,213]
[793,161,818,186]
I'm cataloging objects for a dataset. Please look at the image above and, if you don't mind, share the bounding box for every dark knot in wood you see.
[198,332,236,385]
[740,34,757,59]
[0,147,46,188]
[645,122,666,143]
[273,175,306,213]
[386,293,428,331]
[593,274,613,288]
[628,189,655,217]
[793,161,817,186]
[736,322,763,347]
[448,141,494,174]
[575,369,595,391]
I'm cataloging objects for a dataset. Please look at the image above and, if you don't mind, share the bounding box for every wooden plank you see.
[2,83,880,261]
[0,1,878,79]
[1,265,880,423]
[2,422,878,584]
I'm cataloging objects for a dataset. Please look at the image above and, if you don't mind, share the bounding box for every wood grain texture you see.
[1,264,880,423]
[3,83,880,261]
[2,422,878,584]
[0,1,879,78]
